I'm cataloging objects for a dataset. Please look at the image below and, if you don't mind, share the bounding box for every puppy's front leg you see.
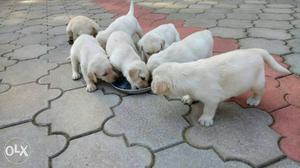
[81,66,97,92]
[71,57,81,80]
[198,101,218,127]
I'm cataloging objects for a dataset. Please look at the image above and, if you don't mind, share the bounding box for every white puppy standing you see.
[96,0,143,49]
[69,34,118,92]
[66,16,100,44]
[151,48,290,126]
[147,30,213,73]
[137,23,180,62]
[106,31,150,89]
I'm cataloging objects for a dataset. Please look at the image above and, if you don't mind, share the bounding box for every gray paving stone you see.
[18,25,47,34]
[227,13,258,20]
[233,8,262,13]
[189,4,212,9]
[248,28,291,40]
[0,57,17,71]
[179,8,205,13]
[266,4,295,8]
[0,44,20,56]
[184,102,283,167]
[46,14,69,26]
[167,13,196,20]
[39,64,85,90]
[0,59,57,85]
[292,20,300,28]
[265,159,300,168]
[218,19,252,28]
[263,8,294,14]
[23,18,45,26]
[40,45,70,64]
[97,81,128,97]
[12,34,48,45]
[153,8,179,14]
[294,13,300,19]
[259,13,293,21]
[284,54,300,75]
[0,83,61,126]
[240,4,265,9]
[0,83,10,93]
[2,18,25,26]
[184,19,217,28]
[205,8,232,14]
[35,88,119,137]
[240,38,290,55]
[0,123,66,168]
[0,25,22,33]
[288,39,300,52]
[0,33,20,44]
[104,94,189,150]
[214,3,237,9]
[254,20,293,29]
[7,44,54,60]
[52,132,152,168]
[45,34,69,47]
[195,13,226,19]
[197,0,218,5]
[290,29,300,38]
[48,26,66,35]
[209,27,245,38]
[154,143,251,168]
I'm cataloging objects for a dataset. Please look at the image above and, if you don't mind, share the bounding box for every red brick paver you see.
[95,0,300,162]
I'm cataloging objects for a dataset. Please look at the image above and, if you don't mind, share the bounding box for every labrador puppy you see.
[69,34,118,92]
[147,30,213,73]
[151,48,290,127]
[137,23,180,62]
[66,15,100,44]
[106,31,149,89]
[96,0,143,49]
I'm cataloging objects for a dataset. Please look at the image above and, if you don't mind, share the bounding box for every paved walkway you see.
[0,0,299,167]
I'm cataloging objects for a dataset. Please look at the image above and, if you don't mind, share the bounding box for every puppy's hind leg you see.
[247,70,265,106]
[71,56,81,80]
[198,101,219,127]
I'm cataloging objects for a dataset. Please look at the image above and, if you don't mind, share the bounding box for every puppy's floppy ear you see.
[154,81,169,95]
[87,72,97,83]
[128,68,139,79]
[160,39,165,49]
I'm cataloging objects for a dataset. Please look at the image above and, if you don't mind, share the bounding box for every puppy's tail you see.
[127,0,134,16]
[254,48,290,74]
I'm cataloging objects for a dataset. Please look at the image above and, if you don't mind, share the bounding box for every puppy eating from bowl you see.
[106,31,149,90]
[66,16,100,45]
[137,23,180,62]
[147,30,213,73]
[151,48,290,127]
[96,0,143,49]
[69,34,118,92]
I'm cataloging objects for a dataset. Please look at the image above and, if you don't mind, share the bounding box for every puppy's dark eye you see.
[141,77,146,81]
[102,72,108,76]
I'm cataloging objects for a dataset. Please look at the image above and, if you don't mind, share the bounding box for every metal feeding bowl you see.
[111,77,151,94]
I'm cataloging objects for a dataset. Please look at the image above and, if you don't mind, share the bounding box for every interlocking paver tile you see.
[227,13,258,20]
[184,19,217,28]
[0,83,10,94]
[0,123,66,168]
[259,13,293,21]
[12,34,48,45]
[263,8,294,14]
[218,19,252,28]
[0,44,20,56]
[45,35,69,47]
[284,54,300,75]
[6,44,54,60]
[290,29,300,38]
[0,25,22,33]
[39,64,85,91]
[185,102,283,167]
[0,33,20,44]
[18,25,48,34]
[2,18,25,26]
[254,20,293,29]
[248,28,291,40]
[0,57,17,72]
[48,26,66,36]
[46,14,69,26]
[272,106,300,162]
[233,8,262,13]
[233,77,288,112]
[209,27,245,39]
[104,94,189,150]
[154,143,251,168]
[0,59,57,85]
[240,38,290,55]
[266,159,300,168]
[0,83,61,126]
[287,39,300,52]
[40,46,70,64]
[35,88,120,137]
[278,75,300,107]
[52,132,152,168]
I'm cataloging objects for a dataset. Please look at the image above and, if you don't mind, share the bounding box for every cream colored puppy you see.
[147,30,213,72]
[66,15,100,44]
[70,34,118,92]
[106,31,149,89]
[96,0,143,49]
[151,48,290,127]
[137,23,180,62]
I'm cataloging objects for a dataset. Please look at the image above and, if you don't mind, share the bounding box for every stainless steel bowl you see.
[111,77,151,94]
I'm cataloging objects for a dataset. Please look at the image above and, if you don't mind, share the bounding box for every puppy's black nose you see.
[68,40,73,45]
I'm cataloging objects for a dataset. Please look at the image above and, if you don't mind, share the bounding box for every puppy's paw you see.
[181,95,193,105]
[86,84,97,92]
[72,73,81,80]
[198,115,214,127]
[246,96,261,106]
